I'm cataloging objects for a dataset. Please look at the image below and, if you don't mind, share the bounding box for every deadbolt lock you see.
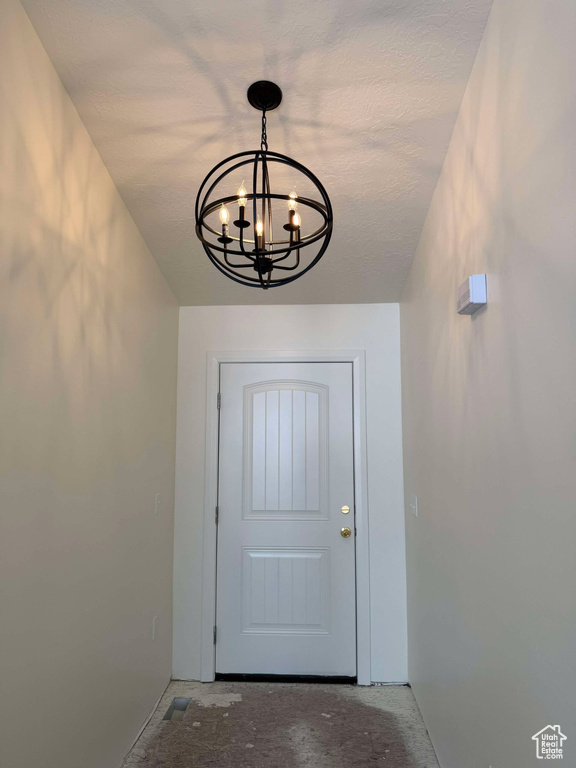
[340,527,352,538]
[341,505,350,515]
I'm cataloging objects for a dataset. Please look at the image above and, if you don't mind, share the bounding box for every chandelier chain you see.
[260,110,268,152]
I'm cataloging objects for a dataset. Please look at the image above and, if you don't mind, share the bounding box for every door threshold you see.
[215,673,357,685]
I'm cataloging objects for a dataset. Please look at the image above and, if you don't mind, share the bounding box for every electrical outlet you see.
[409,494,418,517]
[154,493,160,515]
[152,616,158,641]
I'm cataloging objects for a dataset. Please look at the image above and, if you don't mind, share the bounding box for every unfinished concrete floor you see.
[123,681,439,768]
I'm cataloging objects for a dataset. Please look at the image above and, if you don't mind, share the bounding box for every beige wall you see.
[0,2,179,767]
[174,304,407,683]
[400,1,576,766]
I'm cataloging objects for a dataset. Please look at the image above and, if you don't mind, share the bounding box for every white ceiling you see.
[23,0,493,305]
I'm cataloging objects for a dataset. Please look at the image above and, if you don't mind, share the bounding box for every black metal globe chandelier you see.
[195,81,333,289]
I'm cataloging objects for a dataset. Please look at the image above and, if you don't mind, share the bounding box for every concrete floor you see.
[123,681,440,768]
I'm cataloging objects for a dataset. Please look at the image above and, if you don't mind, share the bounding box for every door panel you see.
[216,362,355,676]
[241,547,330,634]
[243,383,328,519]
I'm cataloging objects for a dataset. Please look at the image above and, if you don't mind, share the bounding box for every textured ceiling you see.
[23,0,492,305]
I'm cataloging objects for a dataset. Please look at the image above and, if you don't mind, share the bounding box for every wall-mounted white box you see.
[457,274,487,315]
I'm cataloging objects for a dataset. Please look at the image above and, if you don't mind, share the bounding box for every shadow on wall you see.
[401,1,576,763]
[1,65,170,491]
[0,6,177,766]
[414,0,575,493]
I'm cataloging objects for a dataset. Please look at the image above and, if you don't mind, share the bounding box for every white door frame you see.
[200,350,371,685]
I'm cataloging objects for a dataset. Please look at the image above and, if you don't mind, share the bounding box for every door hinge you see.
[355,527,357,537]
[215,506,219,525]
[213,625,217,645]
[217,392,221,410]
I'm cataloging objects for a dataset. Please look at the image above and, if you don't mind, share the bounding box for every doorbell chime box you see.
[457,274,487,315]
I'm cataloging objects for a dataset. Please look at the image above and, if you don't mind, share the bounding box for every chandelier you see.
[195,81,333,289]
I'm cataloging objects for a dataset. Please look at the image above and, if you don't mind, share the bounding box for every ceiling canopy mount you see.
[246,80,283,112]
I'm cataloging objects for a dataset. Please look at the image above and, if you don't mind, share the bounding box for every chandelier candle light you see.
[195,81,333,289]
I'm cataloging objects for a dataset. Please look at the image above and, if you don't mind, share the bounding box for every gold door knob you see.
[341,527,352,538]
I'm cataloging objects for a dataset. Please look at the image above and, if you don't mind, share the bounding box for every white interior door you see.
[216,362,356,676]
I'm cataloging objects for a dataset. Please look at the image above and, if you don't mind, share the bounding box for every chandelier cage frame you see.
[194,82,333,289]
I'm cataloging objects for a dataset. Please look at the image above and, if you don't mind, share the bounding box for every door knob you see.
[340,527,352,538]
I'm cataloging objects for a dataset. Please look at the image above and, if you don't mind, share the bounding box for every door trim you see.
[200,350,371,685]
